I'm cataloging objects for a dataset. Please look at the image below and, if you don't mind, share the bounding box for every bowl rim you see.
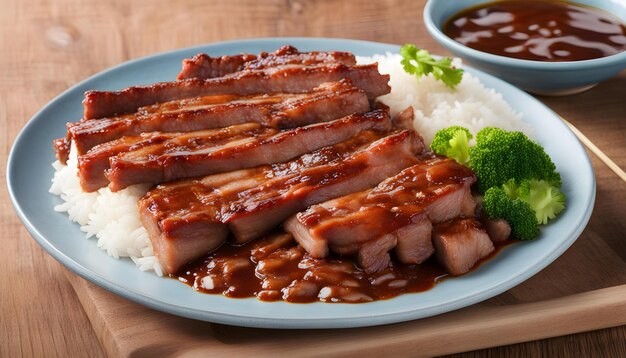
[423,0,626,70]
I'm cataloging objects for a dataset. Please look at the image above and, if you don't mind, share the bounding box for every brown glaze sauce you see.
[175,232,513,303]
[298,155,476,240]
[444,0,626,61]
[140,93,286,115]
[117,124,272,161]
[143,130,387,228]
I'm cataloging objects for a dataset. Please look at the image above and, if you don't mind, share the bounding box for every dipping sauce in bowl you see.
[443,0,626,62]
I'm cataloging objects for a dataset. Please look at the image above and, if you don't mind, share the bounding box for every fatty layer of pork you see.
[82,62,390,120]
[139,128,423,274]
[177,45,356,80]
[66,80,369,157]
[284,155,477,274]
[103,110,392,192]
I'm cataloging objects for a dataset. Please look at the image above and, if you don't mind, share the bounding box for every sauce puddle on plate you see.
[444,0,626,61]
[175,231,513,303]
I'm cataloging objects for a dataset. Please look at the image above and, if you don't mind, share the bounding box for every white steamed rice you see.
[49,146,163,276]
[357,54,532,144]
[49,53,533,276]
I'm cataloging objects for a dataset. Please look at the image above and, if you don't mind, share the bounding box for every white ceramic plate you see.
[7,38,595,329]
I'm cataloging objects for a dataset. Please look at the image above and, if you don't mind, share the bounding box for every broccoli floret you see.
[469,127,561,193]
[507,179,566,225]
[483,186,539,240]
[430,126,473,164]
[502,178,519,199]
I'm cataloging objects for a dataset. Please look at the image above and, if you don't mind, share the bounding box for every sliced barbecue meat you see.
[481,217,512,243]
[432,218,495,275]
[78,123,267,192]
[393,105,417,129]
[54,92,252,164]
[139,129,422,274]
[226,129,423,244]
[243,46,356,71]
[104,110,392,192]
[177,53,258,80]
[393,216,434,265]
[53,137,71,163]
[139,130,391,274]
[285,155,477,273]
[69,80,369,156]
[177,45,356,80]
[83,63,390,119]
[142,129,387,222]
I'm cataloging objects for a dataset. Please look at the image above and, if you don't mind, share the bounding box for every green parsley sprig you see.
[400,44,464,89]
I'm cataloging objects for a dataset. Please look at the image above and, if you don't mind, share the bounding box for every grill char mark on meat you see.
[105,110,393,192]
[70,80,369,156]
[54,93,245,164]
[177,53,258,80]
[225,129,424,244]
[142,130,387,221]
[177,45,356,80]
[284,155,478,273]
[77,123,268,192]
[139,128,422,275]
[83,63,390,119]
[139,130,389,274]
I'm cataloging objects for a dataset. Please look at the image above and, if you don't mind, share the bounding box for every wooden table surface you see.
[1,0,625,356]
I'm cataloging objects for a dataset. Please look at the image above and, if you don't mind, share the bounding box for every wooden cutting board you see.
[67,275,626,357]
[65,154,626,357]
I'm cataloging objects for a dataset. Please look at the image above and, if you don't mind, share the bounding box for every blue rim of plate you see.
[6,37,596,329]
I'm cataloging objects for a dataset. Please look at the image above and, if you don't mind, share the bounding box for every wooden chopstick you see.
[559,116,626,183]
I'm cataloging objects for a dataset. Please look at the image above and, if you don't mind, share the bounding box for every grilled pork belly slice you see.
[83,62,390,119]
[177,45,356,80]
[78,109,390,192]
[432,218,494,275]
[321,216,435,268]
[226,130,424,244]
[53,137,71,163]
[142,130,387,222]
[177,53,258,80]
[243,46,356,71]
[78,123,267,192]
[139,130,389,274]
[285,155,477,273]
[105,110,392,192]
[54,92,253,164]
[70,80,369,156]
[140,198,228,276]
